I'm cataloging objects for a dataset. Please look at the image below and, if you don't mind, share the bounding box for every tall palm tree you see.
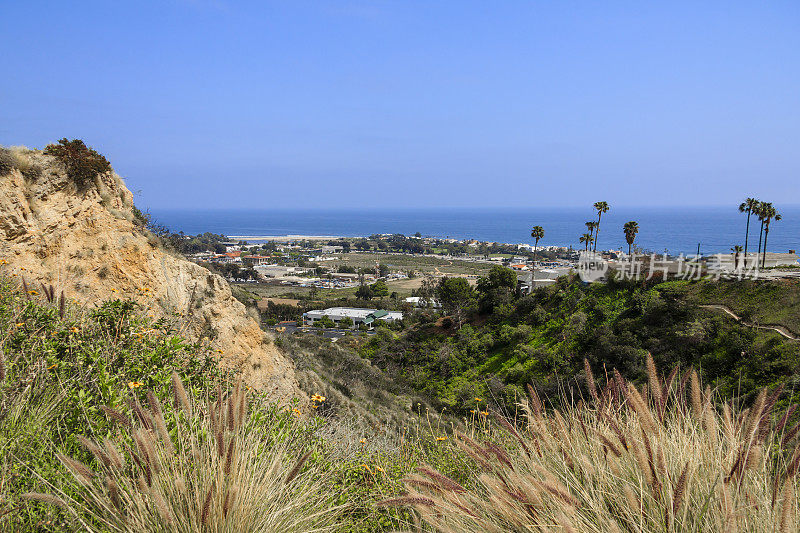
[592,202,609,253]
[623,221,639,256]
[579,233,593,252]
[760,204,781,268]
[731,245,743,270]
[531,225,544,276]
[738,198,759,268]
[585,221,597,243]
[755,202,767,268]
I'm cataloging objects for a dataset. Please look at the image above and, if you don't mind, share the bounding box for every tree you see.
[339,316,354,329]
[585,221,597,245]
[370,280,389,298]
[755,202,767,268]
[435,277,477,329]
[316,316,335,329]
[530,226,544,277]
[415,276,438,308]
[378,263,390,277]
[579,233,594,252]
[476,265,517,313]
[355,284,373,300]
[623,221,639,256]
[760,203,781,268]
[738,198,759,268]
[592,202,609,253]
[731,245,743,270]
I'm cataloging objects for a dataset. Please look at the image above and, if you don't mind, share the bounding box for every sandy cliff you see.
[0,147,302,401]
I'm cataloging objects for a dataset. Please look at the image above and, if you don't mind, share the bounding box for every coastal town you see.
[178,231,799,337]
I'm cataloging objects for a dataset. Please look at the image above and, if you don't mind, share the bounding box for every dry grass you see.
[48,376,347,532]
[386,354,800,532]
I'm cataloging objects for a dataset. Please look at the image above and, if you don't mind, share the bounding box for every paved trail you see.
[699,305,798,341]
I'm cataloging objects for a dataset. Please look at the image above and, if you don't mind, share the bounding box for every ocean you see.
[149,206,800,256]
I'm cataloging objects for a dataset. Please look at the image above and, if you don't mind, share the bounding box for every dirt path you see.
[433,260,454,275]
[700,305,799,341]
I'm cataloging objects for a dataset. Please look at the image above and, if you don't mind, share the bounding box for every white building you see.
[404,296,442,309]
[253,264,310,278]
[302,307,403,329]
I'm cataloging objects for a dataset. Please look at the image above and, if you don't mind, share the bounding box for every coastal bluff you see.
[0,146,302,401]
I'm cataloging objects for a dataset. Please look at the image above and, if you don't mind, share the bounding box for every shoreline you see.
[229,235,343,242]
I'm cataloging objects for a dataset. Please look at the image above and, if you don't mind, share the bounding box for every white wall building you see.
[404,296,442,309]
[302,307,403,328]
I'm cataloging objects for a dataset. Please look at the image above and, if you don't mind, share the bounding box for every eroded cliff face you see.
[0,148,302,401]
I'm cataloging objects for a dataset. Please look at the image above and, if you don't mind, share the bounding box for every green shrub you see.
[0,274,222,531]
[43,138,111,187]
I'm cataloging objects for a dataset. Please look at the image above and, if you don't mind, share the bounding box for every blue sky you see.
[2,1,799,209]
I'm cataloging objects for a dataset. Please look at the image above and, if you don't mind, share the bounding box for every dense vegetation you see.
[0,275,223,530]
[0,275,475,531]
[2,266,799,530]
[389,357,800,532]
[360,269,800,413]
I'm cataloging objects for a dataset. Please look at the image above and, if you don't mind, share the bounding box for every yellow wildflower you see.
[359,438,366,444]
[216,349,224,354]
[436,436,448,441]
[310,394,326,403]
[15,322,24,327]
[127,381,143,389]
[480,411,489,416]
[70,327,80,333]
[28,290,38,295]
[475,397,483,402]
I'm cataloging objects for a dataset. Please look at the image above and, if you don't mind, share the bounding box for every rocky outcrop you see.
[0,147,302,401]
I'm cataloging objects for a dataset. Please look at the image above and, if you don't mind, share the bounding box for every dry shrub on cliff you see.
[44,138,111,187]
[0,147,13,175]
[34,376,345,532]
[386,354,800,532]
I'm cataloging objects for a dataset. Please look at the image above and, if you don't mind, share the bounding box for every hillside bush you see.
[0,272,221,530]
[44,138,111,187]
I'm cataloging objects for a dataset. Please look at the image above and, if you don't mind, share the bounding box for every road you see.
[699,305,798,341]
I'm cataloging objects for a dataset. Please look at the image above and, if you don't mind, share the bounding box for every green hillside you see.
[359,273,800,411]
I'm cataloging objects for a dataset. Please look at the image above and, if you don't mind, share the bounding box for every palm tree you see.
[755,202,767,268]
[585,221,597,242]
[738,198,759,268]
[731,245,743,270]
[592,202,609,253]
[579,233,593,252]
[760,204,781,268]
[623,221,639,256]
[531,226,544,275]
